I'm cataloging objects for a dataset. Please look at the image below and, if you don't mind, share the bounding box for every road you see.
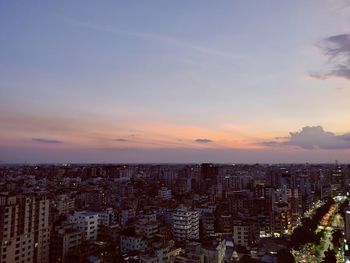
[293,199,345,263]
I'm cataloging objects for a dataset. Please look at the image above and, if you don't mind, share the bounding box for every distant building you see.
[140,240,181,263]
[201,239,226,263]
[174,239,226,263]
[97,207,116,226]
[172,205,199,240]
[233,220,250,247]
[120,208,136,226]
[120,228,148,253]
[202,213,215,238]
[158,187,172,200]
[52,193,75,216]
[69,211,99,240]
[135,220,158,239]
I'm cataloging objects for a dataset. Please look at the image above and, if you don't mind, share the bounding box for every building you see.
[140,240,181,263]
[50,223,83,262]
[52,193,75,216]
[202,213,215,238]
[172,206,199,241]
[173,239,226,263]
[233,220,250,247]
[201,164,219,180]
[0,193,50,263]
[69,211,99,240]
[120,208,136,226]
[97,208,116,226]
[218,214,232,234]
[135,221,158,239]
[345,207,350,240]
[158,187,172,200]
[120,228,148,253]
[201,239,226,263]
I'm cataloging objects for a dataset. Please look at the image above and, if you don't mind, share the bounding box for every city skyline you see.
[1,1,350,163]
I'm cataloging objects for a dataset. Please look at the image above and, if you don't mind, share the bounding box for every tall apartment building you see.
[172,206,199,241]
[69,211,98,241]
[0,193,50,263]
[50,223,82,263]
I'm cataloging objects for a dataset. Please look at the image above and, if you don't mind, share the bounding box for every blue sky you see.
[1,1,350,163]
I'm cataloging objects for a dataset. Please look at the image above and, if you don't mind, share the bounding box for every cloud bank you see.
[32,138,63,144]
[194,138,213,143]
[263,126,350,150]
[312,34,350,80]
[113,138,128,142]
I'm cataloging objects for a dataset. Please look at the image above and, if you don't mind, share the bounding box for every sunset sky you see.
[1,1,350,163]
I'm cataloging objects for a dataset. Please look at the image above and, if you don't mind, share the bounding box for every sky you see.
[1,0,350,163]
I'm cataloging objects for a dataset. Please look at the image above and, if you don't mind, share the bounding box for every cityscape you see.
[0,163,350,263]
[1,1,350,263]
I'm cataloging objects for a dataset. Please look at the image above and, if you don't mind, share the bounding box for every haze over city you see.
[1,1,350,163]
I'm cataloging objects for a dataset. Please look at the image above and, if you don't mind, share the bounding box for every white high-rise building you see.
[172,205,199,240]
[69,211,99,240]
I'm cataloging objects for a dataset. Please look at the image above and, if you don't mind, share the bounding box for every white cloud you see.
[263,126,350,149]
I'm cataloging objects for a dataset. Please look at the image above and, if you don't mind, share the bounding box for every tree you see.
[332,229,342,248]
[321,249,336,263]
[277,249,294,263]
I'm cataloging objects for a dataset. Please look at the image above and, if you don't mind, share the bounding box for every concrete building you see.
[158,187,172,200]
[120,228,148,253]
[140,240,181,263]
[69,211,99,240]
[345,207,350,240]
[52,194,75,216]
[135,215,159,239]
[97,208,116,226]
[50,223,82,263]
[135,221,158,239]
[172,206,199,240]
[120,208,136,226]
[0,193,50,263]
[201,239,226,263]
[218,214,232,234]
[202,213,215,238]
[233,220,250,247]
